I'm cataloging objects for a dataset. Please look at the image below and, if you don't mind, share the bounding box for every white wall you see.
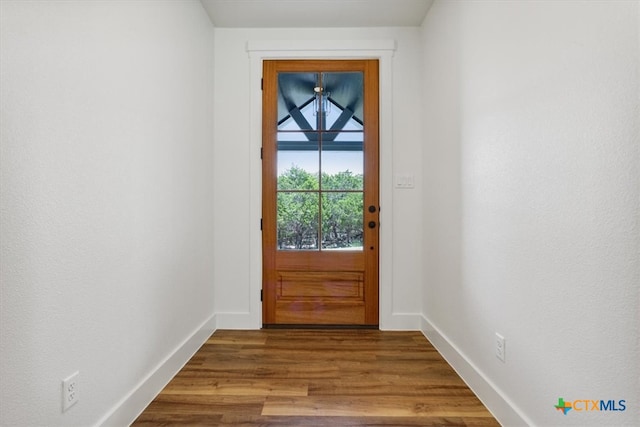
[212,27,424,329]
[421,1,639,425]
[0,1,216,426]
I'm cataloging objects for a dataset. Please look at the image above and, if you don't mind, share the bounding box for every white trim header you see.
[246,39,397,53]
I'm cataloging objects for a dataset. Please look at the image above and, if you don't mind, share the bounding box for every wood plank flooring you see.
[133,330,499,426]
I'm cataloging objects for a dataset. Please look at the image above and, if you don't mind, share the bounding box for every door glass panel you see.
[321,72,364,130]
[321,131,363,191]
[321,192,364,250]
[277,192,319,250]
[277,132,319,190]
[278,72,320,131]
[276,69,365,252]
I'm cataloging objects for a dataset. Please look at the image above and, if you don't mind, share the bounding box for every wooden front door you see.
[262,60,379,327]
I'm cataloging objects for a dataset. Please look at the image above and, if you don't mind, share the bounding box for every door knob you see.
[368,205,377,213]
[368,221,377,229]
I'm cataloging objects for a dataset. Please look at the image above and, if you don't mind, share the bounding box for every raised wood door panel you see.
[262,59,379,326]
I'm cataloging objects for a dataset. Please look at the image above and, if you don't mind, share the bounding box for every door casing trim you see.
[216,39,417,331]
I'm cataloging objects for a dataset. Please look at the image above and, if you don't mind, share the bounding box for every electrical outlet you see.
[495,333,505,362]
[62,371,79,412]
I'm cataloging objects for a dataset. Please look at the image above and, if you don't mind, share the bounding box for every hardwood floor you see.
[133,330,499,426]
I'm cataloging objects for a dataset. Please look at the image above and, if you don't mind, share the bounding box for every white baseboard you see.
[96,313,217,427]
[380,312,423,330]
[214,311,260,329]
[420,315,531,427]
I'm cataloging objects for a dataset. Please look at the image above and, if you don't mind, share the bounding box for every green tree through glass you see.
[277,166,363,250]
[321,171,363,249]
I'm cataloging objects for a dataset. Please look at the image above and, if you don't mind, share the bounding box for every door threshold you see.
[262,324,379,330]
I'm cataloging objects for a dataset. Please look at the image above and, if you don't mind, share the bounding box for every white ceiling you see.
[200,0,434,28]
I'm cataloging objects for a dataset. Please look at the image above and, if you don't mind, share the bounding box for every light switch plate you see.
[395,174,415,189]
